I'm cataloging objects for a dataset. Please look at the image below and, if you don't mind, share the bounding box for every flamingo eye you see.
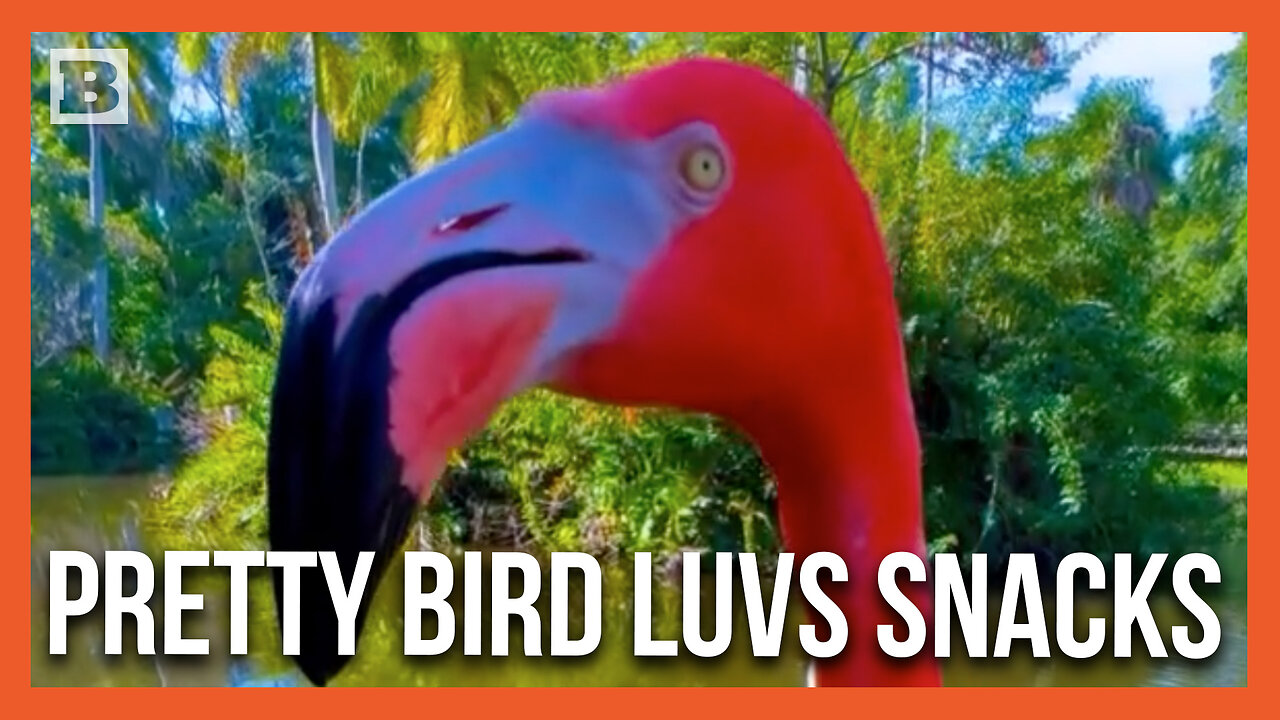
[679,144,725,192]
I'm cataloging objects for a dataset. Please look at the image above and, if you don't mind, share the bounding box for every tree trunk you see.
[235,150,277,296]
[308,33,340,240]
[918,32,935,168]
[88,122,109,361]
[353,127,367,212]
[792,36,808,96]
[815,32,834,117]
[312,105,339,239]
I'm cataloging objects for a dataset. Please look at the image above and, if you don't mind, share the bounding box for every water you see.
[31,475,1247,687]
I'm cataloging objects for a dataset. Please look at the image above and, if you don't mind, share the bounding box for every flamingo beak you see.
[265,112,683,686]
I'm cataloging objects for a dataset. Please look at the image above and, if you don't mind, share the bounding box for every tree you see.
[335,33,417,211]
[1056,79,1175,221]
[404,33,521,169]
[399,33,621,170]
[51,32,170,361]
[179,32,353,241]
[1151,33,1247,422]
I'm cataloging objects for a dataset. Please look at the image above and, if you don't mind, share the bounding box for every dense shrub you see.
[31,352,172,475]
[432,392,775,556]
[150,286,278,536]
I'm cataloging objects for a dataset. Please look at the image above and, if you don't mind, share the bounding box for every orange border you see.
[12,19,1269,715]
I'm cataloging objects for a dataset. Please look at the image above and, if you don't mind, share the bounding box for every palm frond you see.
[176,32,213,72]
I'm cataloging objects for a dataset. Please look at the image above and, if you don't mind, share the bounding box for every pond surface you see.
[31,475,1247,687]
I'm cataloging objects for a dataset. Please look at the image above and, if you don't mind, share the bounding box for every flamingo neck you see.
[739,312,941,687]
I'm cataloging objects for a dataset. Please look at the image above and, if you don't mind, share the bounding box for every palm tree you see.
[58,32,169,361]
[1074,80,1174,221]
[181,33,620,231]
[333,33,418,212]
[405,33,521,169]
[179,32,352,240]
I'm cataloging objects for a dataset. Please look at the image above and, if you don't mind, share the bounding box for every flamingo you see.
[267,58,940,688]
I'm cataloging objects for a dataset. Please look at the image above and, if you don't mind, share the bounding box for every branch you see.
[833,32,866,85]
[815,32,832,86]
[838,39,922,90]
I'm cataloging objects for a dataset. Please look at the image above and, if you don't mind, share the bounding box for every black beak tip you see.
[297,654,343,687]
[266,293,418,689]
[270,249,574,686]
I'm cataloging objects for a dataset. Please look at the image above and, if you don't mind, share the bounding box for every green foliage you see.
[152,285,280,535]
[31,352,170,475]
[882,53,1244,558]
[435,392,775,556]
[32,31,344,473]
[1195,460,1247,491]
[1148,34,1248,423]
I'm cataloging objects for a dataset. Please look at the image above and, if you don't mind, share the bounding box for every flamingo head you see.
[267,58,909,687]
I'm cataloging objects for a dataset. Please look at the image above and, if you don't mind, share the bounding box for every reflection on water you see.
[32,475,1247,687]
